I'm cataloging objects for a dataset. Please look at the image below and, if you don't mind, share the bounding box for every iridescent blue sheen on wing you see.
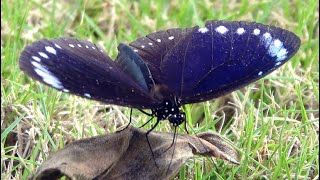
[130,20,300,104]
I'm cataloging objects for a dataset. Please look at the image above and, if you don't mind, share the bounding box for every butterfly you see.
[19,20,300,162]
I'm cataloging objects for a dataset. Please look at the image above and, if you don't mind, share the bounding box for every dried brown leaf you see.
[32,126,239,180]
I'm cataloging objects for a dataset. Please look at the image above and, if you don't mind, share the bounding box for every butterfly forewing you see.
[19,38,158,108]
[160,20,300,104]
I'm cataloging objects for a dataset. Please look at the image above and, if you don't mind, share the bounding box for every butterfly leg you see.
[138,109,153,116]
[139,115,155,128]
[146,118,160,167]
[184,120,189,134]
[138,109,155,128]
[162,126,177,154]
[165,126,178,175]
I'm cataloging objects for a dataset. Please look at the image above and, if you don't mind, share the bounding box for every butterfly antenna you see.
[146,118,160,168]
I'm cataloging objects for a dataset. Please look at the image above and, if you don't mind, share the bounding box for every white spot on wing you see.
[268,39,288,61]
[253,28,260,35]
[42,77,63,90]
[69,44,75,48]
[258,71,263,76]
[63,89,69,92]
[141,45,145,48]
[84,93,91,98]
[198,27,209,33]
[45,46,57,55]
[276,49,288,61]
[133,49,138,52]
[148,42,153,46]
[31,61,42,69]
[236,28,245,35]
[261,33,288,61]
[157,39,161,42]
[54,43,62,49]
[263,32,271,39]
[273,39,282,47]
[32,56,41,62]
[77,44,82,47]
[85,45,89,48]
[32,61,63,89]
[262,32,272,48]
[38,52,49,59]
[168,36,174,40]
[92,46,96,49]
[275,62,281,66]
[215,25,228,34]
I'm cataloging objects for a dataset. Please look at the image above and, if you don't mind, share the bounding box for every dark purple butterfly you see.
[19,20,300,132]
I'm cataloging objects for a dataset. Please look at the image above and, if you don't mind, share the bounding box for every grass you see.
[1,0,319,179]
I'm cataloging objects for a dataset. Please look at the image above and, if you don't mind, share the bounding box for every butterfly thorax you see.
[152,99,186,127]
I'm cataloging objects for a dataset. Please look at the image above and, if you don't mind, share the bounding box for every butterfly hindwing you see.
[116,43,155,91]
